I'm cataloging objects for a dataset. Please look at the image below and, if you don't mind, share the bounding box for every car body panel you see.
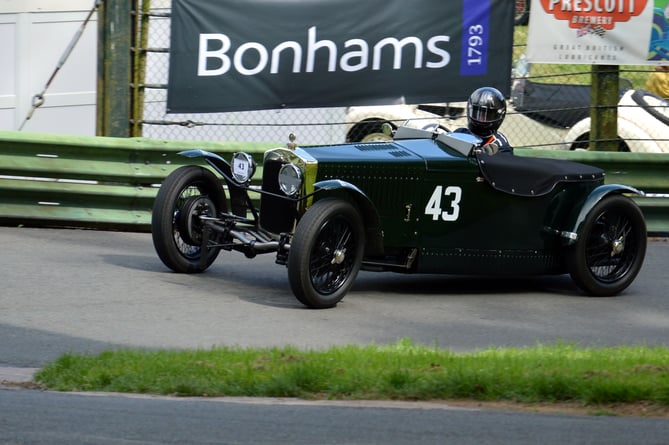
[570,183,645,237]
[282,133,609,276]
[305,142,426,250]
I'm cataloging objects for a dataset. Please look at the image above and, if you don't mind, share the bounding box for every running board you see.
[362,248,417,271]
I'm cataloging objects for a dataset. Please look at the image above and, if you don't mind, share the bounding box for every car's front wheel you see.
[288,199,365,308]
[567,195,646,296]
[152,165,226,273]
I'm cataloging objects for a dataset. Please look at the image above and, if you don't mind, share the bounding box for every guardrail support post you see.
[590,65,619,152]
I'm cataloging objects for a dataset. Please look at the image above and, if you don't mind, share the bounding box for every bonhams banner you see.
[527,0,669,65]
[167,0,513,113]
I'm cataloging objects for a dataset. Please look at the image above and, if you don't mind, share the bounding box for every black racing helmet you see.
[466,87,507,137]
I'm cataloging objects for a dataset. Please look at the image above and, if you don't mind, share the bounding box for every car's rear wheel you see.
[152,165,226,273]
[569,132,630,152]
[567,195,646,296]
[361,130,393,143]
[288,199,365,308]
[348,120,394,142]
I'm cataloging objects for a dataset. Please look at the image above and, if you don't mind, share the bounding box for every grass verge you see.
[34,340,669,414]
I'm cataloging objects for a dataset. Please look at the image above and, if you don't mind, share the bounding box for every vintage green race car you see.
[151,126,647,308]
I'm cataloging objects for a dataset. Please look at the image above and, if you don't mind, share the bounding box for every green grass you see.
[35,340,669,410]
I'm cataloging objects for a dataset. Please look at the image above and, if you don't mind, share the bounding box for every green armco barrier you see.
[0,131,274,230]
[0,130,667,234]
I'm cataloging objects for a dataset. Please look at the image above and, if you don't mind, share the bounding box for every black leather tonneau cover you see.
[477,153,605,197]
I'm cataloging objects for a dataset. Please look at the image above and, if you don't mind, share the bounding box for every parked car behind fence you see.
[345,103,467,143]
[563,89,669,153]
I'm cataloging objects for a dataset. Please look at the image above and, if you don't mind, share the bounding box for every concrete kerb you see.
[0,367,39,385]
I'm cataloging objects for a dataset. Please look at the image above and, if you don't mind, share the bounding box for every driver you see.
[455,86,513,155]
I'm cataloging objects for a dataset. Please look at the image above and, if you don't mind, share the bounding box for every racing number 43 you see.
[425,186,462,221]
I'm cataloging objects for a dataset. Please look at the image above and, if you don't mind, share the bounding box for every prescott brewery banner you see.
[526,0,669,65]
[167,0,514,113]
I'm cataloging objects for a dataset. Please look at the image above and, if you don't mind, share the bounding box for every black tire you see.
[631,89,669,126]
[348,120,394,143]
[569,132,630,152]
[515,0,530,26]
[288,199,365,309]
[568,195,646,296]
[152,165,226,273]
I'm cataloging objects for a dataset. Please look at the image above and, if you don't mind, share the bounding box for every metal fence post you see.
[131,0,150,137]
[96,0,134,137]
[590,65,619,151]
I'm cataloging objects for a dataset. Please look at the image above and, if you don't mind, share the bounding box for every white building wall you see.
[0,0,97,135]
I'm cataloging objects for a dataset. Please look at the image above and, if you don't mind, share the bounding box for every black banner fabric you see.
[167,0,514,113]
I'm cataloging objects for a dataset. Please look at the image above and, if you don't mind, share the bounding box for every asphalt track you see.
[1,226,668,369]
[1,227,668,444]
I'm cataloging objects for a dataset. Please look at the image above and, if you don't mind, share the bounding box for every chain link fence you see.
[508,32,662,151]
[136,0,665,151]
[139,0,346,145]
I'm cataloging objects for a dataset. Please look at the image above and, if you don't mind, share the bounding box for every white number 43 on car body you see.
[425,186,462,221]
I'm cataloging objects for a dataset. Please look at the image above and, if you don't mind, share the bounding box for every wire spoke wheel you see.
[308,217,356,295]
[175,194,216,253]
[288,199,365,308]
[568,195,646,296]
[584,212,637,282]
[152,166,226,273]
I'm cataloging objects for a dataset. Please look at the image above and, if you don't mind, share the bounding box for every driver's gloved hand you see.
[482,142,499,155]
